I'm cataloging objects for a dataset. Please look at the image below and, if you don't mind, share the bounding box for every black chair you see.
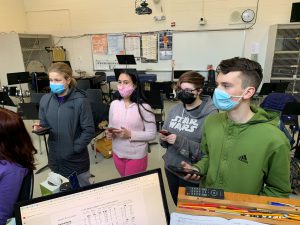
[17,170,34,202]
[86,89,102,104]
[31,92,45,104]
[97,78,110,104]
[144,90,165,150]
[29,92,50,174]
[95,71,106,78]
[260,93,297,147]
[150,82,164,92]
[30,92,50,172]
[202,82,216,97]
[282,102,300,159]
[86,92,109,163]
[34,131,50,174]
[86,88,108,132]
[145,89,164,131]
[162,81,175,100]
[77,79,91,90]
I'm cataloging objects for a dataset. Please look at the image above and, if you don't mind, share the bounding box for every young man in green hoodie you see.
[182,57,291,198]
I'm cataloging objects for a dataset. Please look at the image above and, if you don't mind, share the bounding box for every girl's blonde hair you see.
[48,62,77,87]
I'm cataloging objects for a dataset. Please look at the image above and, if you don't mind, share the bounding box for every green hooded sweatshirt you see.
[194,105,291,198]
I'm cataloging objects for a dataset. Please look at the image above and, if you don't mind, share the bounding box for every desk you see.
[177,187,300,224]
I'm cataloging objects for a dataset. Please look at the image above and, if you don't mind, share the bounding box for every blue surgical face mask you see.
[50,83,65,95]
[213,88,247,111]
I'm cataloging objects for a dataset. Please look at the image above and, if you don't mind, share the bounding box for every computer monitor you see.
[52,60,72,69]
[173,70,190,80]
[7,72,31,85]
[15,168,169,225]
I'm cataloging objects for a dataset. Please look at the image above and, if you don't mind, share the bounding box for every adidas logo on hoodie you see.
[238,155,248,164]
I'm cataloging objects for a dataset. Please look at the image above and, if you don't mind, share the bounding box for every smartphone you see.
[32,127,51,135]
[68,171,80,189]
[159,130,171,136]
[106,127,119,133]
[168,165,201,176]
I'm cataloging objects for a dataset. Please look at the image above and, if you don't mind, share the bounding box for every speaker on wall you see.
[290,2,300,22]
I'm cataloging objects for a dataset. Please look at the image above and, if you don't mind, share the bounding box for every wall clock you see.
[241,9,255,23]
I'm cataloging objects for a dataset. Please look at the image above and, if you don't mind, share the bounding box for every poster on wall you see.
[91,34,108,54]
[108,34,125,55]
[159,31,173,60]
[141,33,158,63]
[91,34,110,70]
[125,34,141,58]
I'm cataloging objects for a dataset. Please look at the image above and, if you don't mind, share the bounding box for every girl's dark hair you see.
[0,108,36,170]
[113,70,155,123]
[216,57,263,90]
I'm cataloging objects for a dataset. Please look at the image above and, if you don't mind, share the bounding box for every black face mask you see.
[177,90,197,104]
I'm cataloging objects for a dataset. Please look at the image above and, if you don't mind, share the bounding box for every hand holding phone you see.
[32,126,51,135]
[32,123,41,131]
[168,165,201,176]
[106,127,120,133]
[159,130,171,136]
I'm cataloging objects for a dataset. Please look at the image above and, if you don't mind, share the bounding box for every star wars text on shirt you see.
[169,116,199,132]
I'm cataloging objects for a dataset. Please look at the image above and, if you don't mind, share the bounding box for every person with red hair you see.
[0,108,36,225]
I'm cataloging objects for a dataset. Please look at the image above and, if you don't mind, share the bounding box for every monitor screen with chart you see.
[15,169,169,225]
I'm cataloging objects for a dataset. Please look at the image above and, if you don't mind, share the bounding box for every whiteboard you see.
[172,30,245,70]
[92,30,245,71]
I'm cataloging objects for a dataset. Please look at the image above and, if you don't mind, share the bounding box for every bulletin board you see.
[91,29,245,71]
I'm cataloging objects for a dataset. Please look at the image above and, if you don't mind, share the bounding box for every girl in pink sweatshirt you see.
[106,70,156,177]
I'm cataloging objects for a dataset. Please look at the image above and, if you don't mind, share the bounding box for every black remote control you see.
[185,187,224,199]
